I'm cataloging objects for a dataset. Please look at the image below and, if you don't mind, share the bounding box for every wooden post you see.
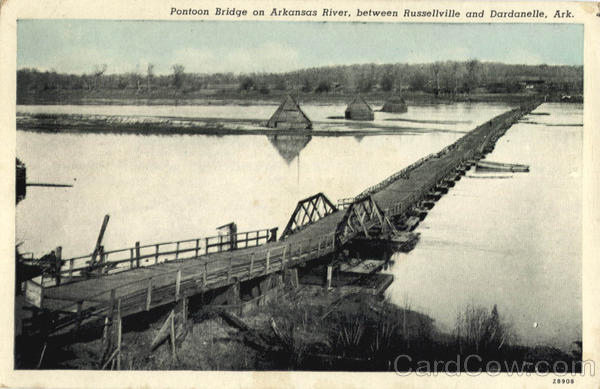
[135,242,141,268]
[195,239,200,257]
[175,270,181,301]
[55,246,62,285]
[146,278,152,311]
[155,244,159,264]
[116,298,122,370]
[317,237,322,257]
[205,238,209,254]
[129,248,134,269]
[68,258,74,282]
[182,297,188,324]
[170,313,176,362]
[249,252,255,275]
[227,257,233,282]
[109,289,116,318]
[175,241,180,260]
[286,268,299,290]
[282,245,287,266]
[76,300,84,332]
[90,215,110,267]
[326,265,333,291]
[265,251,270,274]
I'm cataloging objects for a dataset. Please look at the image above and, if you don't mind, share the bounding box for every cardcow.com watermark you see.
[393,354,595,377]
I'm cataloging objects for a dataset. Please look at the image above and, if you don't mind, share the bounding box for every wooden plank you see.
[175,270,181,301]
[227,257,232,282]
[170,313,176,361]
[146,278,152,311]
[265,251,270,274]
[150,310,174,350]
[249,252,255,275]
[24,279,43,308]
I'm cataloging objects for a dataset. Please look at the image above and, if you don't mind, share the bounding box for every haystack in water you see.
[382,96,408,113]
[266,95,312,130]
[345,96,374,121]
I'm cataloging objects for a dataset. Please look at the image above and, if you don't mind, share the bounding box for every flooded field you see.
[16,102,581,349]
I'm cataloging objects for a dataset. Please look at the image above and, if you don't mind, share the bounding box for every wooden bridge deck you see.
[28,101,540,335]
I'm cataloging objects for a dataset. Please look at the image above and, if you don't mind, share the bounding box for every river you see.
[385,102,582,351]
[16,101,581,350]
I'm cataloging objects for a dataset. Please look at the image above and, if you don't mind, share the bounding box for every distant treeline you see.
[17,60,582,103]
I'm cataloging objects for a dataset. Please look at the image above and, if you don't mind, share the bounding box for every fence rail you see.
[31,230,338,334]
[50,227,277,286]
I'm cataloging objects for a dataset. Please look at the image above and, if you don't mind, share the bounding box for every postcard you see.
[1,0,599,388]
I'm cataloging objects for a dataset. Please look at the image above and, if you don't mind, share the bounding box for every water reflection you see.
[267,134,312,164]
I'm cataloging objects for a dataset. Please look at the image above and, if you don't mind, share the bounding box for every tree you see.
[239,76,256,91]
[258,84,270,95]
[300,78,312,93]
[431,62,441,96]
[147,63,154,91]
[464,59,481,94]
[91,64,107,90]
[380,72,394,92]
[408,70,428,91]
[315,80,331,94]
[172,64,185,89]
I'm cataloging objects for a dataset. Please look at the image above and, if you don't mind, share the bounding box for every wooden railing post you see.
[154,244,159,264]
[249,252,255,275]
[282,245,287,266]
[227,257,233,282]
[175,270,181,301]
[55,247,62,284]
[146,278,152,311]
[175,241,180,260]
[195,239,200,257]
[135,242,141,268]
[265,251,270,274]
[205,238,209,254]
[129,248,134,269]
[68,258,74,282]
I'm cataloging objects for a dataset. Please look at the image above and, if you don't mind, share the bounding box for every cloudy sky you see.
[17,20,583,75]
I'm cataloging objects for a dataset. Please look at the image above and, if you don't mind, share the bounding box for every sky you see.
[17,20,583,75]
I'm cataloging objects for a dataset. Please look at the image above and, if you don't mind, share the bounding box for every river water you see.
[385,102,582,350]
[16,102,581,349]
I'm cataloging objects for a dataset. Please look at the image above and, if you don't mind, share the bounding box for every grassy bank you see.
[36,287,580,372]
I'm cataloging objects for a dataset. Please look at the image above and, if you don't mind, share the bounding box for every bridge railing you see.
[31,231,339,333]
[337,198,355,209]
[48,227,277,286]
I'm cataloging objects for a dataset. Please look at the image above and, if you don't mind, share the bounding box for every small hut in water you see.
[267,95,312,130]
[345,96,374,121]
[382,96,408,113]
